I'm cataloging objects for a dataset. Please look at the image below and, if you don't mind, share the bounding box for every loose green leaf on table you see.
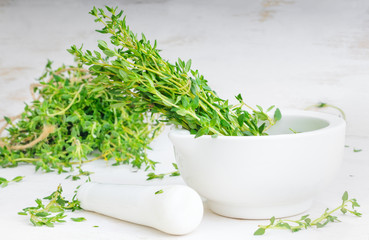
[155,189,164,195]
[146,163,180,180]
[71,217,86,222]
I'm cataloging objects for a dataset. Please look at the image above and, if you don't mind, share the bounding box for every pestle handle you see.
[77,182,203,235]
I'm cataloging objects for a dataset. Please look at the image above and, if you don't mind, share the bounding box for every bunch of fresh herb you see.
[18,185,83,227]
[68,6,281,138]
[254,191,361,235]
[0,61,162,173]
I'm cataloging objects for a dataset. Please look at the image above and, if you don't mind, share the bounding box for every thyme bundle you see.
[1,6,280,174]
[0,62,162,172]
[69,6,281,138]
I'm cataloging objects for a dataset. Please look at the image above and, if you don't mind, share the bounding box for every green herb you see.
[344,145,363,153]
[1,6,280,178]
[147,163,180,180]
[147,170,182,180]
[0,176,24,188]
[71,217,86,222]
[18,185,83,227]
[0,62,162,173]
[289,128,299,134]
[254,191,361,235]
[93,225,99,227]
[68,6,281,138]
[66,167,94,181]
[306,102,346,120]
[155,189,164,195]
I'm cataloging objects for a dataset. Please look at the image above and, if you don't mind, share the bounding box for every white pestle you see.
[77,182,204,235]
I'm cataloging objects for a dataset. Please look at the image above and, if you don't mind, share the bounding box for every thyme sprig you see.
[254,191,361,235]
[18,185,83,227]
[65,167,93,181]
[305,102,346,120]
[0,175,24,188]
[69,6,281,138]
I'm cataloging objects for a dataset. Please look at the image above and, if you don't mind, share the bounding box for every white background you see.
[0,0,369,239]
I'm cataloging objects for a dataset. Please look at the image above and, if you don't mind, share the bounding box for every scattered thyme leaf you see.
[146,163,181,180]
[71,217,86,222]
[353,148,362,153]
[146,173,165,181]
[155,189,164,195]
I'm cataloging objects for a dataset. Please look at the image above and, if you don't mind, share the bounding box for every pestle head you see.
[149,185,204,235]
[77,183,203,235]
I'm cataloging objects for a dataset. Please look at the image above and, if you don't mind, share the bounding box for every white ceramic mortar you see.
[168,110,346,219]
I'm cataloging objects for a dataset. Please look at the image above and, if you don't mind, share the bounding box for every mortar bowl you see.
[168,110,346,219]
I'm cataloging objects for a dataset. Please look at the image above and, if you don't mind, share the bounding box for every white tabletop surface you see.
[1,0,369,239]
